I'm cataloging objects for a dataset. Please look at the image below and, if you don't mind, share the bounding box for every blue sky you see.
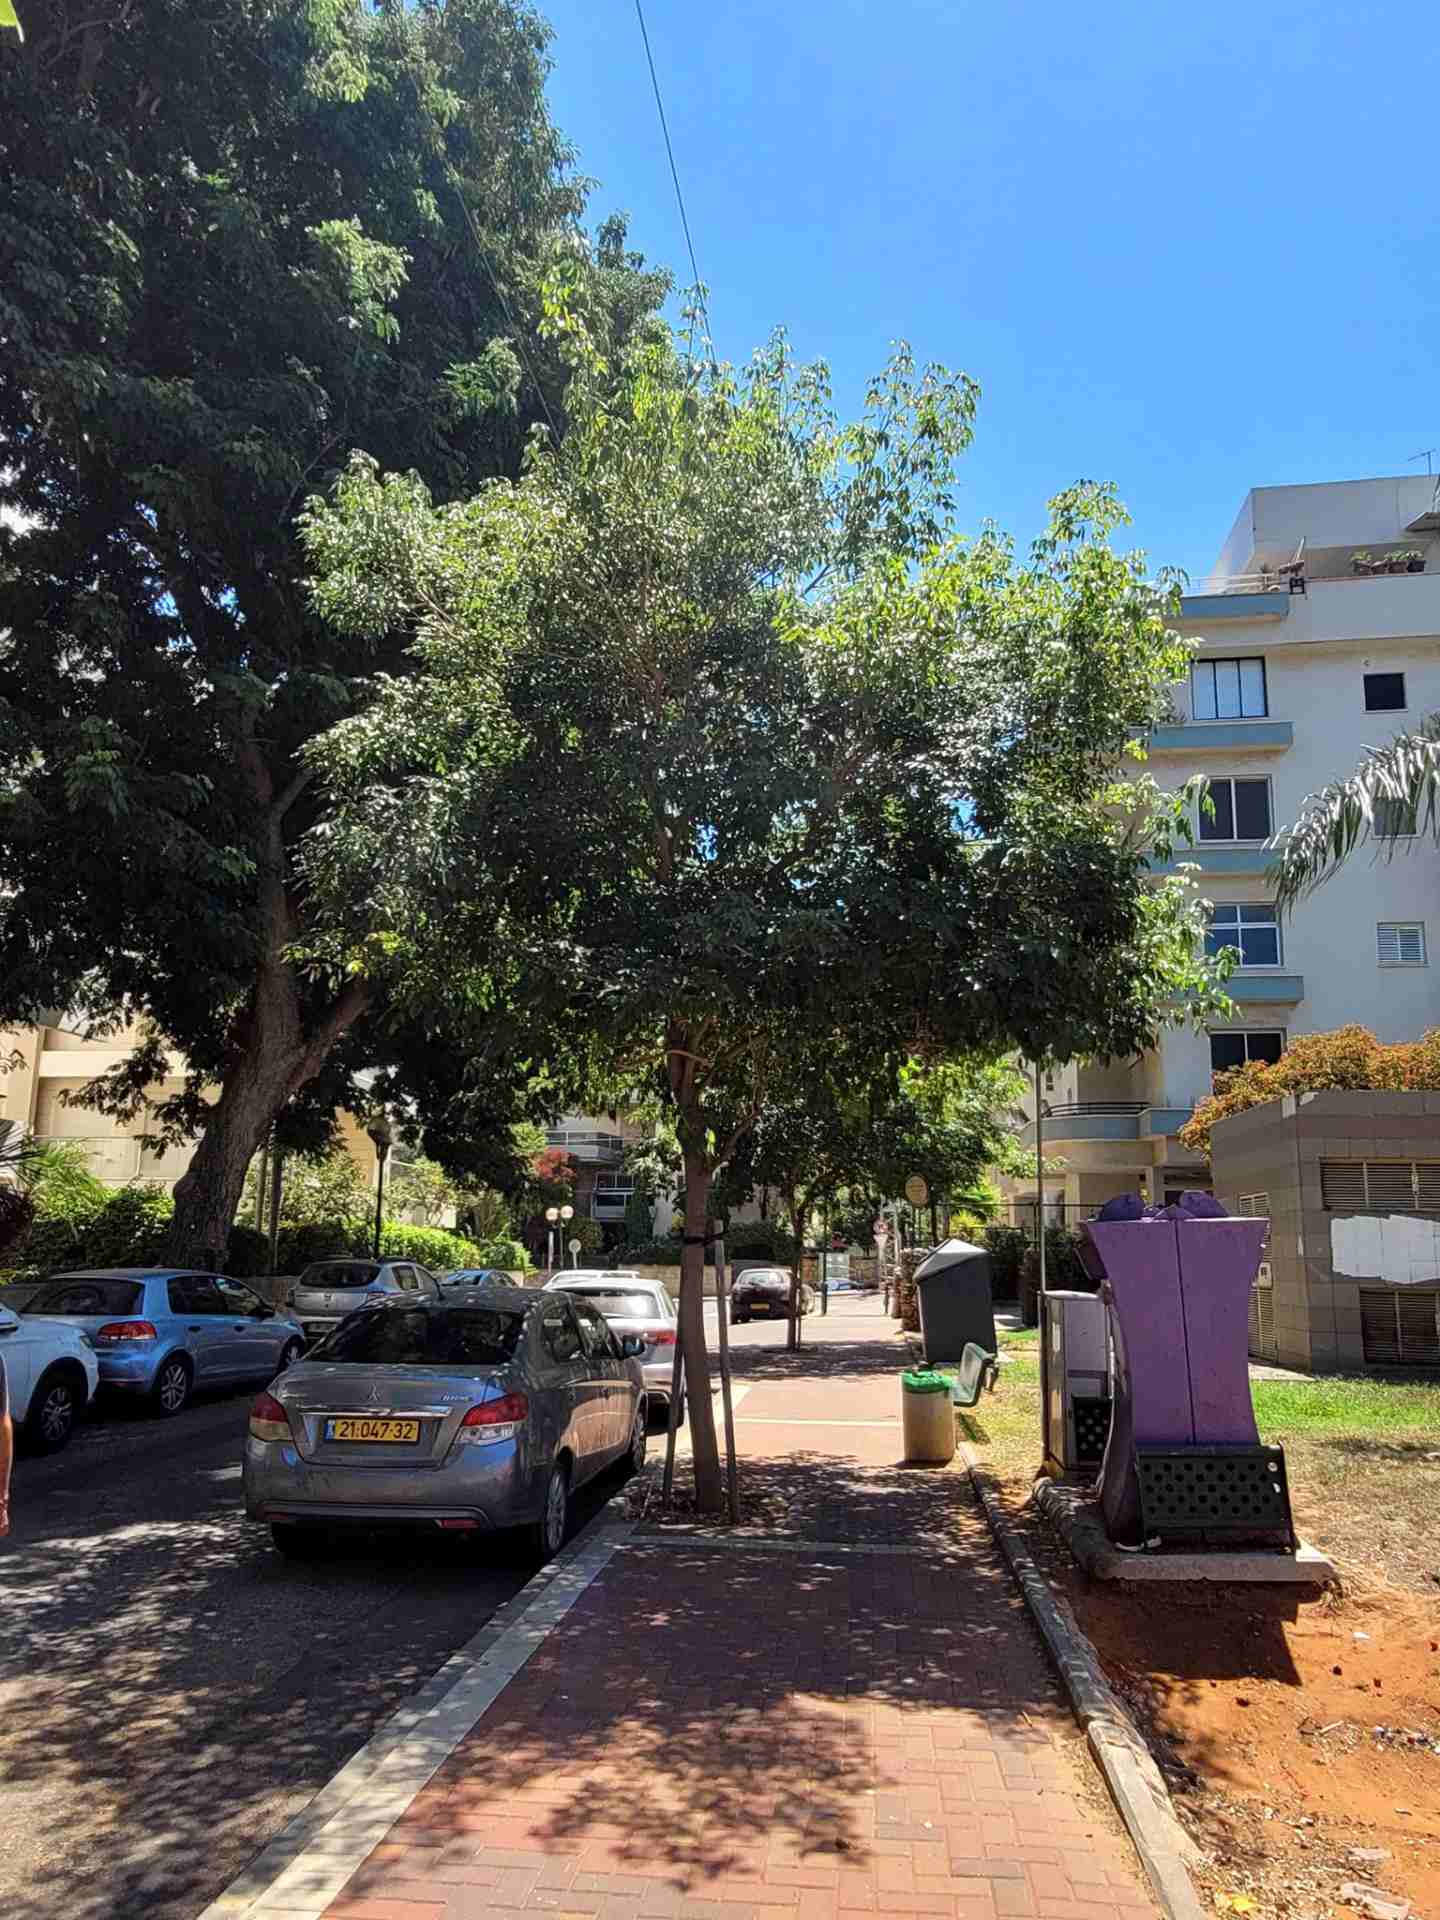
[540,0,1440,582]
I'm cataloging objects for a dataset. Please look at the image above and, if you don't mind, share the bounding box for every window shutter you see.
[1378,924,1400,964]
[1378,922,1425,964]
[1397,1291,1440,1366]
[1416,1164,1440,1211]
[1366,1162,1419,1210]
[1399,925,1425,963]
[1361,1290,1402,1364]
[1321,1161,1368,1211]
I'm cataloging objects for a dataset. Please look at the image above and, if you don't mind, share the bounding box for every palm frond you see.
[1269,717,1440,913]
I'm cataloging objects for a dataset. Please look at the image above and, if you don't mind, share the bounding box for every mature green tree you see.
[1271,720,1440,909]
[302,326,1225,1508]
[0,0,663,1262]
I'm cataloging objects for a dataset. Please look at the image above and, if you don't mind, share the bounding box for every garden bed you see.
[965,1335,1440,1920]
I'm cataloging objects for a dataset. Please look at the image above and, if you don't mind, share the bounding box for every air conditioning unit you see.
[1042,1290,1113,1477]
[1255,1261,1272,1289]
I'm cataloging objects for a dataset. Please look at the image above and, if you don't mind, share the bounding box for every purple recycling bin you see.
[1084,1218,1267,1544]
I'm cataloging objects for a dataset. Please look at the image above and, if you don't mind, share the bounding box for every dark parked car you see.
[245,1287,647,1562]
[732,1266,813,1323]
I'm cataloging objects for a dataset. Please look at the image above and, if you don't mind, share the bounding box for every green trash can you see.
[901,1368,956,1463]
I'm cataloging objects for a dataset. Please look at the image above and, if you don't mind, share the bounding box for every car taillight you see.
[94,1320,158,1344]
[456,1391,528,1445]
[249,1390,291,1443]
[648,1329,676,1347]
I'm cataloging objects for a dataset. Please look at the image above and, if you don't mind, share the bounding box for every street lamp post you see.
[544,1203,575,1272]
[366,1114,393,1260]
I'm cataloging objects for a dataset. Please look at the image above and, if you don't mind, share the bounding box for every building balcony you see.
[1177,590,1292,622]
[1019,1101,1198,1148]
[1149,844,1273,879]
[1145,720,1293,755]
[546,1128,626,1165]
[1227,972,1305,1004]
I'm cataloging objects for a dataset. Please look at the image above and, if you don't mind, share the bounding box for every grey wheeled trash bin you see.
[914,1238,997,1364]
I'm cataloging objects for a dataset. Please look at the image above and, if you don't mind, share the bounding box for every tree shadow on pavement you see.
[335,1525,1080,1914]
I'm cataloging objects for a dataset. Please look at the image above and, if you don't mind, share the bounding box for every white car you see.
[0,1302,99,1452]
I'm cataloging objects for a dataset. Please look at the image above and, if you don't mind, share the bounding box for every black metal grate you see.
[1136,1445,1295,1549]
[1072,1395,1112,1466]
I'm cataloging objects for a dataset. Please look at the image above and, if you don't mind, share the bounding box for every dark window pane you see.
[1248,1032,1285,1064]
[317,1303,525,1367]
[27,1279,144,1317]
[299,1262,378,1289]
[1210,1034,1248,1072]
[1241,925,1280,966]
[1364,672,1406,712]
[541,1302,583,1363]
[1199,781,1234,840]
[1233,780,1272,839]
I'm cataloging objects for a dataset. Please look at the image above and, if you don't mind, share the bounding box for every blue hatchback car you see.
[23,1268,307,1417]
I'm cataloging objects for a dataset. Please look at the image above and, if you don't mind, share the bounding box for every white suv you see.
[0,1304,99,1452]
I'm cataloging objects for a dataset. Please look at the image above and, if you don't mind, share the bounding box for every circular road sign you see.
[904,1175,929,1207]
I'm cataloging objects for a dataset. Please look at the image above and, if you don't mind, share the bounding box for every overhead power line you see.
[633,0,712,345]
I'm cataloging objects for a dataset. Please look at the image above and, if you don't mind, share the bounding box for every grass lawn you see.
[966,1329,1440,1591]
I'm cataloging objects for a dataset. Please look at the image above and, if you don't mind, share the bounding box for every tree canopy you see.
[303,321,1224,1507]
[1179,1024,1440,1157]
[0,0,664,1260]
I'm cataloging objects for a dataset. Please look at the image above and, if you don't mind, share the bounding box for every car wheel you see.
[151,1354,192,1418]
[277,1338,305,1371]
[733,1310,749,1324]
[25,1366,84,1454]
[528,1460,569,1565]
[627,1400,649,1476]
[271,1523,327,1560]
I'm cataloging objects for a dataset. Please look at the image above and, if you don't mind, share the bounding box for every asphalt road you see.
[0,1384,619,1920]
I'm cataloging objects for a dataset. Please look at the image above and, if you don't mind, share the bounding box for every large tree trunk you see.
[166,745,368,1268]
[679,1150,724,1514]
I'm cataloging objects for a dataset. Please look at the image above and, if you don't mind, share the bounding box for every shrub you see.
[376,1220,485,1271]
[0,1186,35,1264]
[613,1239,686,1265]
[275,1219,365,1272]
[1180,1023,1440,1157]
[79,1185,175,1266]
[474,1237,530,1271]
[725,1220,799,1262]
[225,1223,272,1276]
[982,1224,1027,1298]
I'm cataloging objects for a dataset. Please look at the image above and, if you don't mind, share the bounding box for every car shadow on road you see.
[0,1441,624,1920]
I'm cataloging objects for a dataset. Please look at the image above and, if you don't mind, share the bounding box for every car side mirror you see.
[620,1334,645,1358]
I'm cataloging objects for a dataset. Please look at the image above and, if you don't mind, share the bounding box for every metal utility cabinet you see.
[1041,1290,1111,1476]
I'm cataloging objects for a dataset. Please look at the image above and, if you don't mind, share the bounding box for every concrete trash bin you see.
[914,1238,997,1363]
[901,1369,956,1464]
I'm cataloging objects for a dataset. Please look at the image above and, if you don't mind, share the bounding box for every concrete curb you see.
[197,1503,634,1920]
[958,1441,1208,1920]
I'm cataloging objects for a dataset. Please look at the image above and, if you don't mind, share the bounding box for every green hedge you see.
[10,1189,531,1280]
[982,1224,1027,1297]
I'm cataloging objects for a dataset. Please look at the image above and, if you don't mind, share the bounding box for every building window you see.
[1199,777,1272,842]
[1374,799,1417,838]
[1191,657,1268,720]
[1377,922,1426,966]
[1205,902,1281,968]
[1363,671,1406,713]
[1210,1031,1285,1073]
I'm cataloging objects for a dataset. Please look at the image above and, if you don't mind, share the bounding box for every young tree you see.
[303,327,1224,1509]
[0,0,663,1262]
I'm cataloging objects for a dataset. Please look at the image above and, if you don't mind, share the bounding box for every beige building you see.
[1001,475,1440,1228]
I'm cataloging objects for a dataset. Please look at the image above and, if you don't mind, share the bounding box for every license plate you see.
[324,1417,420,1444]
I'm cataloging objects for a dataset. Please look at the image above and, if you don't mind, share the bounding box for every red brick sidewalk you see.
[322,1306,1157,1920]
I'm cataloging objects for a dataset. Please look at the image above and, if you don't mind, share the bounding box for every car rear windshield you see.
[26,1279,144,1317]
[299,1263,378,1289]
[316,1305,526,1368]
[564,1286,664,1319]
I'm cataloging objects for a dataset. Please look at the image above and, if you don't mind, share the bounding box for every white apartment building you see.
[1006,475,1440,1223]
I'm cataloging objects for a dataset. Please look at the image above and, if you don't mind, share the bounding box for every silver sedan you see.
[243,1287,646,1562]
[544,1276,683,1425]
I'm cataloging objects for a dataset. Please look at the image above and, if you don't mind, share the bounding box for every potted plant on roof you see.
[1350,550,1381,576]
[1397,548,1427,574]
